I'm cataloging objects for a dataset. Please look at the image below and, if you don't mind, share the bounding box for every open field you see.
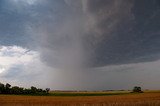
[48,90,131,96]
[0,91,160,106]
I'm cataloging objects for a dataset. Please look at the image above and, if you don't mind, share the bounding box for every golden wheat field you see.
[0,92,160,106]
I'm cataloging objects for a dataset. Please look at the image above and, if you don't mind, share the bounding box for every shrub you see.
[132,86,143,93]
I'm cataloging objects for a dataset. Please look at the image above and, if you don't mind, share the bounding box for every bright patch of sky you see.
[0,45,53,88]
[0,45,38,72]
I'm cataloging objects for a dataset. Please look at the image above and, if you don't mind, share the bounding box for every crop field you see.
[0,91,160,106]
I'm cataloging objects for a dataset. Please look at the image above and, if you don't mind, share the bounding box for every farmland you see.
[0,91,160,106]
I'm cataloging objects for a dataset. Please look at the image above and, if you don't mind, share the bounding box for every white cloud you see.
[0,67,5,74]
[0,45,53,89]
[0,45,38,71]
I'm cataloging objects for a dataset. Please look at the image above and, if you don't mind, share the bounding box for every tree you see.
[31,86,37,94]
[11,86,24,94]
[0,83,5,93]
[46,88,50,94]
[23,88,32,94]
[133,86,143,93]
[0,82,49,95]
[6,83,11,88]
[5,83,11,94]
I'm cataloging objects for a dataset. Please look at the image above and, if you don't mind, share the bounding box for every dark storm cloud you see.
[0,0,45,47]
[1,0,160,68]
[32,0,160,69]
[0,0,29,46]
[85,0,160,67]
[29,0,133,69]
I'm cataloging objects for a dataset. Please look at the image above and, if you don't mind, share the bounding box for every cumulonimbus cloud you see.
[1,0,160,90]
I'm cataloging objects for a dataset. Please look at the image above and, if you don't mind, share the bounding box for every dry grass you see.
[0,92,160,106]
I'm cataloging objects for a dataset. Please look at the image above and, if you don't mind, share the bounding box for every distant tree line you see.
[0,82,50,95]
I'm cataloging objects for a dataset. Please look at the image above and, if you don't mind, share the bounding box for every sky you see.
[0,0,160,90]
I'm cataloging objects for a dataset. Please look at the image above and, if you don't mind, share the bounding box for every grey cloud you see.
[1,0,160,68]
[87,0,160,67]
[35,0,160,68]
[32,0,136,69]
